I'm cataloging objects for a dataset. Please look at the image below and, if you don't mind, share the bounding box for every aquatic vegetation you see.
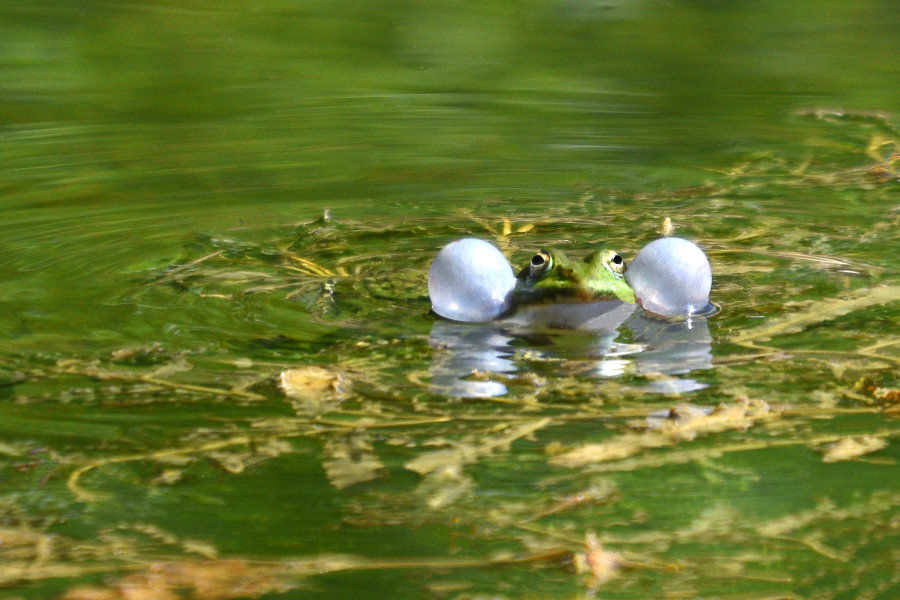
[3,203,897,597]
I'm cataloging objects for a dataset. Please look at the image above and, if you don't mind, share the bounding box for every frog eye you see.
[529,250,552,278]
[604,252,625,276]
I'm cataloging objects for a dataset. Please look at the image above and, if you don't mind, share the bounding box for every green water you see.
[2,1,898,598]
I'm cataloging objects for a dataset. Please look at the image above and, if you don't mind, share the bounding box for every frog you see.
[512,248,636,307]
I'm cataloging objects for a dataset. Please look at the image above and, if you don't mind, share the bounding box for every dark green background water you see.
[1,1,898,598]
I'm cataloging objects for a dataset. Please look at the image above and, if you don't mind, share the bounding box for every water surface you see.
[1,1,898,598]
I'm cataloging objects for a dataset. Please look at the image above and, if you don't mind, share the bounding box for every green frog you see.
[513,248,636,306]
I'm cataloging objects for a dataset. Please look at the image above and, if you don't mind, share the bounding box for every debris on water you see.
[414,464,475,509]
[279,365,349,414]
[405,418,552,476]
[323,431,386,489]
[729,285,900,344]
[820,436,889,463]
[60,559,296,600]
[525,480,621,522]
[573,531,622,585]
[550,399,773,468]
[109,342,170,364]
[659,216,674,236]
[644,404,714,429]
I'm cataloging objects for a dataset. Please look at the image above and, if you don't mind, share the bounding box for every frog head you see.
[513,248,636,306]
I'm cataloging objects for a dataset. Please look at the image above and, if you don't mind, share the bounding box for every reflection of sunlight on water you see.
[642,378,709,394]
[428,322,516,398]
[428,301,713,398]
[591,358,630,378]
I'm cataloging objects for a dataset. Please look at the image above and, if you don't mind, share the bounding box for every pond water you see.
[1,1,898,598]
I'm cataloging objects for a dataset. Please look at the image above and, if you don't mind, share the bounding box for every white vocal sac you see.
[428,238,516,322]
[625,237,712,317]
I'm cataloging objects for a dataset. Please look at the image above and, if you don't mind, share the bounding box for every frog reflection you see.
[428,311,712,398]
